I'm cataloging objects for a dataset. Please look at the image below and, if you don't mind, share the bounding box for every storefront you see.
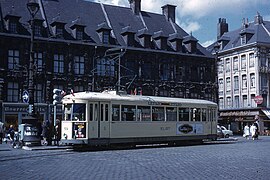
[219,108,270,135]
[2,103,62,131]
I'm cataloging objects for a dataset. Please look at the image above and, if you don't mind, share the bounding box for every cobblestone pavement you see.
[0,136,269,180]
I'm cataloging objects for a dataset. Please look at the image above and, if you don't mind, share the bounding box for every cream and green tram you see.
[61,90,218,146]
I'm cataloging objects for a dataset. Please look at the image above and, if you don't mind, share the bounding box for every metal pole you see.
[28,15,35,115]
[118,52,121,92]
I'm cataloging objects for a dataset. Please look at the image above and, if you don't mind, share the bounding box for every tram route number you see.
[160,127,171,131]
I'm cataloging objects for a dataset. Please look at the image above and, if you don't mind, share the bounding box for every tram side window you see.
[121,105,136,121]
[72,103,86,121]
[152,107,165,121]
[137,106,151,121]
[64,104,72,120]
[191,108,200,121]
[89,104,93,121]
[202,108,206,121]
[166,107,177,121]
[179,107,189,121]
[112,105,120,121]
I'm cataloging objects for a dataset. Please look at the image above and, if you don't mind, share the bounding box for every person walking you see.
[7,125,15,141]
[243,124,250,139]
[250,123,258,140]
[0,121,4,144]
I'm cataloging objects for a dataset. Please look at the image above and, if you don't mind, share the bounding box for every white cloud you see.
[179,20,201,34]
[201,39,215,47]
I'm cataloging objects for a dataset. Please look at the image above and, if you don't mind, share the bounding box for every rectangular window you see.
[219,79,224,91]
[191,108,200,121]
[7,82,19,102]
[121,105,136,121]
[34,25,41,37]
[219,98,224,109]
[8,50,19,70]
[54,54,64,73]
[166,107,177,121]
[201,108,206,121]
[250,73,255,88]
[249,53,255,67]
[242,75,247,88]
[226,77,231,92]
[234,96,239,108]
[103,31,110,44]
[178,107,189,121]
[97,58,115,77]
[152,107,165,121]
[234,76,239,90]
[34,52,43,72]
[160,63,170,80]
[35,84,43,103]
[251,94,256,107]
[225,58,230,72]
[243,95,248,107]
[76,30,83,40]
[112,105,120,121]
[74,56,85,75]
[9,22,17,33]
[137,106,151,121]
[241,55,246,70]
[142,62,152,79]
[56,27,63,37]
[226,97,232,108]
[233,57,238,70]
[261,74,268,88]
[217,60,224,74]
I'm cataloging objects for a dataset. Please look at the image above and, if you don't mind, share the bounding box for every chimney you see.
[254,12,263,25]
[162,4,176,23]
[217,18,228,40]
[129,0,141,15]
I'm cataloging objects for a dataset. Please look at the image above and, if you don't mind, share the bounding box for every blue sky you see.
[91,0,270,47]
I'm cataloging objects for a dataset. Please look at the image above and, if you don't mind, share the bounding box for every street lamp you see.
[27,0,40,116]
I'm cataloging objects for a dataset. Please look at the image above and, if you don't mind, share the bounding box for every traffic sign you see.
[254,95,263,104]
[22,90,29,103]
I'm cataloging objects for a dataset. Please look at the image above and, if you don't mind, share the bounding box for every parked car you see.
[217,125,233,138]
[217,126,224,139]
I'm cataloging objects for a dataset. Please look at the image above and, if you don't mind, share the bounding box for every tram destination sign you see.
[148,102,182,106]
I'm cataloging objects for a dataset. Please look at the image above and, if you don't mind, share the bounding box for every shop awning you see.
[262,109,270,119]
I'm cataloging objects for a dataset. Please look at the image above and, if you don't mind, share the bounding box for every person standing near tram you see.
[243,124,250,139]
[0,121,4,144]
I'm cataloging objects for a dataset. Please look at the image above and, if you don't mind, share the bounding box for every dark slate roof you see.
[208,15,270,52]
[0,0,212,57]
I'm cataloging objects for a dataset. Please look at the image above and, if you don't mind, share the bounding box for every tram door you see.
[89,102,110,139]
[99,103,110,138]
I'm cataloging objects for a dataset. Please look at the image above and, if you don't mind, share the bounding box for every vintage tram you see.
[61,90,217,146]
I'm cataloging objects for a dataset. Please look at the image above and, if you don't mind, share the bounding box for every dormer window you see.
[34,24,41,36]
[70,18,86,40]
[240,28,254,45]
[76,29,83,40]
[9,21,17,33]
[152,30,168,50]
[96,22,112,44]
[4,14,21,34]
[103,31,110,44]
[50,17,66,38]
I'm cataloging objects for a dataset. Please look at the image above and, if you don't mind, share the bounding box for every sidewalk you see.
[0,141,72,151]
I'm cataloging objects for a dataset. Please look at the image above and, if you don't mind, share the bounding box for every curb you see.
[22,145,73,151]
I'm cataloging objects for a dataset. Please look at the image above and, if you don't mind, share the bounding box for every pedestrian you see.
[250,123,258,140]
[54,119,61,146]
[243,124,250,139]
[7,125,15,141]
[0,121,4,144]
[41,120,49,145]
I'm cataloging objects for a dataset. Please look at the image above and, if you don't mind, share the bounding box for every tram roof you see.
[63,91,217,106]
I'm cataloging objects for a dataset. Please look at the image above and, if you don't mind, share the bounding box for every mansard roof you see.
[209,14,270,52]
[0,0,212,57]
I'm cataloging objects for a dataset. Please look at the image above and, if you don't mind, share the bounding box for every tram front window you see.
[64,103,86,121]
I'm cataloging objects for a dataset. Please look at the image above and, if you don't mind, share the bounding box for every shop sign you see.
[254,95,263,104]
[220,111,258,117]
